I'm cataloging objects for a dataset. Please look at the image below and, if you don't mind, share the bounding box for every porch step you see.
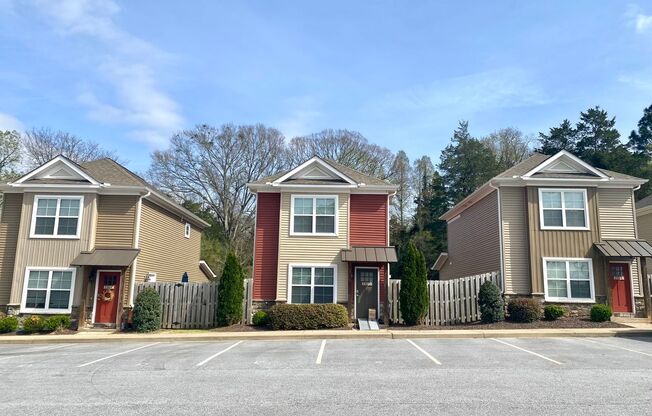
[611,316,650,324]
[357,319,379,330]
[78,327,117,333]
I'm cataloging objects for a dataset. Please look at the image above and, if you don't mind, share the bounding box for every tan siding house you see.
[0,156,213,328]
[500,187,530,295]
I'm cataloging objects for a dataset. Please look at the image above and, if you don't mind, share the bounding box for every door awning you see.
[341,246,398,263]
[594,240,652,258]
[71,248,140,267]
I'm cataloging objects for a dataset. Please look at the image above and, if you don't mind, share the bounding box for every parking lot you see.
[1,336,652,415]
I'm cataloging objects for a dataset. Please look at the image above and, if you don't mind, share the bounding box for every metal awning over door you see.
[594,240,652,258]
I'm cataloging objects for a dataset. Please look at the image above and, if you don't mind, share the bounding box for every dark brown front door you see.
[609,263,632,313]
[356,268,378,320]
[95,271,121,324]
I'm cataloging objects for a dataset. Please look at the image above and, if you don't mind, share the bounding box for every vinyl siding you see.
[0,194,22,305]
[638,211,652,244]
[597,188,641,296]
[277,192,349,302]
[440,191,501,280]
[253,193,280,301]
[10,192,96,306]
[350,194,388,246]
[134,200,204,292]
[500,187,530,294]
[527,187,605,297]
[95,195,138,248]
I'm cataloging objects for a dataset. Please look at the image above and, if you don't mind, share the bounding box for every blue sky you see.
[1,1,652,172]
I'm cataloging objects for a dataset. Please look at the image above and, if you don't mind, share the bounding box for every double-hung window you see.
[21,268,76,313]
[543,258,594,302]
[539,189,588,230]
[289,265,336,304]
[291,195,337,235]
[31,196,83,238]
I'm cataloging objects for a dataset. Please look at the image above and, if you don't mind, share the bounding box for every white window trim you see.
[20,267,77,314]
[289,194,339,236]
[287,263,338,304]
[538,188,590,231]
[184,222,191,239]
[542,257,595,303]
[30,195,84,239]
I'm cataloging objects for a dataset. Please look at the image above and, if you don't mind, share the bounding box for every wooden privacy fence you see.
[136,279,253,329]
[389,272,501,326]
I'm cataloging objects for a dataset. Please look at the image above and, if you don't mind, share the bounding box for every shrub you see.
[44,315,71,332]
[216,252,244,326]
[544,305,565,321]
[590,304,612,322]
[22,315,45,333]
[268,304,349,330]
[399,243,429,325]
[132,287,161,332]
[478,281,504,323]
[0,316,19,333]
[252,310,270,327]
[507,298,542,323]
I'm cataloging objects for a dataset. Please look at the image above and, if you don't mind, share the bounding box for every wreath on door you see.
[100,289,114,302]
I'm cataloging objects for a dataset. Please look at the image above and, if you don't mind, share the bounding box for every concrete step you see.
[611,316,651,324]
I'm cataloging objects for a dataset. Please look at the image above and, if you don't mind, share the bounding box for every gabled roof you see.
[441,150,647,221]
[248,156,397,191]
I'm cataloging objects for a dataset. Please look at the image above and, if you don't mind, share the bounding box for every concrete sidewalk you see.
[1,324,652,344]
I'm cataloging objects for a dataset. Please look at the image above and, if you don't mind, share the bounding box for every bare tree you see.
[389,151,412,229]
[287,129,395,179]
[0,130,21,180]
[23,128,120,168]
[483,127,533,171]
[412,155,435,198]
[148,124,287,258]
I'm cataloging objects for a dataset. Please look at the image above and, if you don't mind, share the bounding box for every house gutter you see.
[129,190,150,307]
[489,182,506,293]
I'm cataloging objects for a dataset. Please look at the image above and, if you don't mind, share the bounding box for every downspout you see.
[129,190,150,307]
[489,182,505,293]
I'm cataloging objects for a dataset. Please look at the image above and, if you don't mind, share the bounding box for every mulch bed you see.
[210,324,270,332]
[391,317,628,330]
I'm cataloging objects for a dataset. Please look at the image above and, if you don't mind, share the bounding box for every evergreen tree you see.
[411,172,448,272]
[398,243,429,325]
[574,106,622,167]
[216,252,245,326]
[628,104,652,157]
[537,119,577,155]
[439,121,499,204]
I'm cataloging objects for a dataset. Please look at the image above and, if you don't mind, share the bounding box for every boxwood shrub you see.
[478,281,504,323]
[133,287,162,332]
[507,298,542,323]
[543,305,565,321]
[0,315,19,333]
[44,315,72,332]
[252,310,270,327]
[590,304,612,322]
[22,315,45,333]
[268,304,349,330]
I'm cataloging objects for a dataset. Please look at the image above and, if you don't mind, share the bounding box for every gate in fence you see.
[389,271,501,326]
[136,279,253,329]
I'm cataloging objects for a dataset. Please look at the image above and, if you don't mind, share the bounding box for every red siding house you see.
[247,157,397,323]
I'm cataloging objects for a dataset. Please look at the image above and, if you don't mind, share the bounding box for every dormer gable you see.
[273,157,357,185]
[522,150,609,180]
[12,155,102,186]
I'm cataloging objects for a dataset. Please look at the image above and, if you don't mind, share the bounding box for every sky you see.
[1,1,652,172]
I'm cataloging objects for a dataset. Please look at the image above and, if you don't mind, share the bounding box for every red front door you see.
[609,263,632,313]
[95,271,121,324]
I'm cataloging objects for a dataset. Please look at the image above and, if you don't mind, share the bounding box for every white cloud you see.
[625,4,652,33]
[32,0,183,146]
[618,73,652,91]
[0,112,24,132]
[276,96,322,139]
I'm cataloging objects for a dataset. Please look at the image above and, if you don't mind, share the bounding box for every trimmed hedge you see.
[0,316,19,333]
[44,315,71,332]
[543,305,565,321]
[478,281,504,323]
[398,243,429,325]
[133,287,162,332]
[507,298,542,323]
[22,315,45,333]
[590,304,612,322]
[252,311,270,327]
[268,304,349,330]
[216,252,244,326]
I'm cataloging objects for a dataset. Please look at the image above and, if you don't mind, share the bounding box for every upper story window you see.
[184,223,191,239]
[539,189,589,230]
[290,195,337,236]
[30,196,84,239]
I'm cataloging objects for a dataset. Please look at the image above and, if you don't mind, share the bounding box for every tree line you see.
[1,103,651,278]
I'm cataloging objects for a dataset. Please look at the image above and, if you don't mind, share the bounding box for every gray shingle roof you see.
[81,158,149,187]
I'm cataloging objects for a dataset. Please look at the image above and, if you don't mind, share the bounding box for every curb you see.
[1,327,651,344]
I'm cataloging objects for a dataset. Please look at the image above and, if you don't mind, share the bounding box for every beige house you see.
[434,150,652,318]
[0,155,214,328]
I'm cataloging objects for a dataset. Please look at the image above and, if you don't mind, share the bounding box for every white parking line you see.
[77,343,160,368]
[581,338,652,358]
[196,341,243,367]
[406,339,441,365]
[491,338,562,365]
[316,340,326,364]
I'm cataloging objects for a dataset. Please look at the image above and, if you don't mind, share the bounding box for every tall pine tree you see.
[538,119,576,155]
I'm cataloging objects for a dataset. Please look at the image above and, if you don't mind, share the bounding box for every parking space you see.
[1,336,652,414]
